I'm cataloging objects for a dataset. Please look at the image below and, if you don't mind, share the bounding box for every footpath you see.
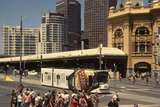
[0,73,40,85]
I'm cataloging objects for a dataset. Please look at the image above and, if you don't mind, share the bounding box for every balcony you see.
[131,52,152,57]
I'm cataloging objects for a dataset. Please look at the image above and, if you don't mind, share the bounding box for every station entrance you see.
[134,62,151,77]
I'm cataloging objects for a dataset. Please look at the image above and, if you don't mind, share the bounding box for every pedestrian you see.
[154,71,159,87]
[49,95,56,107]
[146,75,149,85]
[11,89,17,107]
[86,94,94,107]
[119,73,122,82]
[17,93,23,107]
[62,91,70,107]
[108,95,119,107]
[55,95,64,107]
[42,94,50,107]
[79,94,88,107]
[132,75,136,85]
[35,93,43,107]
[23,92,31,107]
[115,91,120,102]
[134,104,138,107]
[91,92,99,107]
[16,84,24,94]
[156,77,159,86]
[69,94,78,107]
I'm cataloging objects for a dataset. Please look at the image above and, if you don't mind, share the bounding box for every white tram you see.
[41,68,109,91]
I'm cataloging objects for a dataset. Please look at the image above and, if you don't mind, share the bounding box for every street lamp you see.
[19,16,23,83]
[153,32,160,71]
[40,55,43,68]
[99,44,103,70]
[113,63,117,80]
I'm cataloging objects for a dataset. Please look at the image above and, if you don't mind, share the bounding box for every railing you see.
[131,52,152,57]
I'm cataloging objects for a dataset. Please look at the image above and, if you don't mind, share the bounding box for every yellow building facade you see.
[107,0,160,75]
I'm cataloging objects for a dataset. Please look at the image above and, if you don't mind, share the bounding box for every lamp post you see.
[154,32,160,71]
[40,55,43,69]
[19,16,23,83]
[113,63,117,80]
[99,44,103,70]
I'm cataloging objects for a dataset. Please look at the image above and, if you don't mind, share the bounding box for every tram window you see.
[47,75,51,80]
[57,74,60,80]
[96,72,108,83]
[45,72,48,74]
[89,76,93,87]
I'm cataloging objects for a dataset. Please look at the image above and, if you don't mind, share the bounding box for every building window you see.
[135,26,149,36]
[113,29,123,50]
[139,44,145,52]
[114,29,123,38]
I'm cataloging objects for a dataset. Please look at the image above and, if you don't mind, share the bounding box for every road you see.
[0,75,160,107]
[99,79,160,107]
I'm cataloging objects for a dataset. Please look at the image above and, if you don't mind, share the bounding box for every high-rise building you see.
[84,0,112,48]
[0,27,3,55]
[41,13,65,54]
[149,0,152,3]
[3,26,40,56]
[56,0,81,51]
[109,0,117,7]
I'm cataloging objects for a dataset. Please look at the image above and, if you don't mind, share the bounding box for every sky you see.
[0,0,83,55]
[0,0,151,55]
[0,0,84,27]
[0,0,150,28]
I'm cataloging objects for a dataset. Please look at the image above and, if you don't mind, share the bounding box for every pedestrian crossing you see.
[120,104,160,107]
[98,86,160,107]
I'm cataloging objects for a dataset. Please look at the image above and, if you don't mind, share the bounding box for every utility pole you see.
[19,16,23,83]
[99,44,103,70]
[154,32,159,71]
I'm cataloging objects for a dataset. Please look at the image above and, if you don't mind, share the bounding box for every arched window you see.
[134,27,151,53]
[135,27,149,36]
[113,29,123,50]
[134,62,151,73]
[114,29,123,38]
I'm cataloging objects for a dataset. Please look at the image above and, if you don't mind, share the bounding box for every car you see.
[28,70,38,76]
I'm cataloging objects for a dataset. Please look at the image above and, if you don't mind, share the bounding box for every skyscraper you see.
[3,26,40,56]
[109,0,117,7]
[41,13,65,54]
[56,0,81,51]
[84,0,111,48]
[0,27,3,55]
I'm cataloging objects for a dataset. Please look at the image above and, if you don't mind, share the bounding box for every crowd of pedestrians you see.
[127,70,160,86]
[10,84,100,107]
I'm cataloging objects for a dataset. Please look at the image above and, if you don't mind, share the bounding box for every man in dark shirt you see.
[108,95,119,107]
[11,89,17,107]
